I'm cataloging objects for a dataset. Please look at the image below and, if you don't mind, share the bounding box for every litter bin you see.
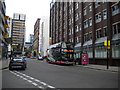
[81,53,89,65]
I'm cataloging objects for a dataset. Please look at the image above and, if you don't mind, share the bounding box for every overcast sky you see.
[5,0,51,42]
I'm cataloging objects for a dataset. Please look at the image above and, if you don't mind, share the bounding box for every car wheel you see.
[9,66,13,70]
[22,67,25,70]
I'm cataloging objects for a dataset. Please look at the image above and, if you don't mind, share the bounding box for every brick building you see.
[49,2,120,65]
[33,18,40,57]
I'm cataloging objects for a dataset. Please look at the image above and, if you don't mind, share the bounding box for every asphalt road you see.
[2,58,118,90]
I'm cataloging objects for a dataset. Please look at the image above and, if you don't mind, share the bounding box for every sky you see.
[5,0,52,42]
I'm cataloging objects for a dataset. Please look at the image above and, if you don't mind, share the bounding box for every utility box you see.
[81,53,89,65]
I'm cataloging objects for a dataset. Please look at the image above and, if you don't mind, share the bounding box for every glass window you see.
[89,18,92,26]
[79,12,81,19]
[89,5,92,12]
[75,13,78,21]
[103,10,107,20]
[84,8,87,16]
[103,27,107,37]
[84,20,88,29]
[118,23,120,33]
[79,23,81,31]
[95,2,101,8]
[75,2,79,10]
[95,13,101,23]
[112,4,120,16]
[75,25,79,32]
[113,24,117,34]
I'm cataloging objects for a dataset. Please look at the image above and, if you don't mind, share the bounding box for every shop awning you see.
[112,34,120,41]
[75,43,81,48]
[112,34,120,44]
[83,40,92,47]
[95,37,107,46]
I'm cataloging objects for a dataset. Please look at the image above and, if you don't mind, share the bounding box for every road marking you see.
[10,71,44,89]
[32,82,38,86]
[10,71,56,89]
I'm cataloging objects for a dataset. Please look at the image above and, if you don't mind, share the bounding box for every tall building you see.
[0,0,10,70]
[11,13,26,55]
[33,18,40,57]
[50,2,120,65]
[39,17,49,56]
[29,34,34,43]
[0,0,9,59]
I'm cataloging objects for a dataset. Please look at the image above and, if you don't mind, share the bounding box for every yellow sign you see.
[104,40,107,46]
[3,33,9,37]
[108,40,110,46]
[104,40,110,46]
[4,24,9,28]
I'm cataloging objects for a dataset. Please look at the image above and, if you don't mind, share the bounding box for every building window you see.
[84,19,88,29]
[89,18,92,26]
[71,28,73,34]
[84,8,87,16]
[71,7,73,14]
[89,4,92,12]
[95,13,101,23]
[89,32,92,40]
[95,2,101,8]
[75,25,79,32]
[71,18,73,24]
[71,38,73,42]
[103,27,107,37]
[79,12,81,19]
[79,36,81,42]
[111,3,120,16]
[113,22,120,35]
[64,3,67,11]
[75,13,79,21]
[103,10,107,20]
[75,2,79,10]
[79,23,81,31]
[69,29,71,35]
[69,9,72,15]
[96,29,102,39]
[84,34,87,42]
[69,19,71,25]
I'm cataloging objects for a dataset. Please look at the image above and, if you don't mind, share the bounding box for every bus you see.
[46,42,75,65]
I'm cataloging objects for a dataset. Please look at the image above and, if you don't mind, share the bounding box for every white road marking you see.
[27,80,33,83]
[32,82,38,86]
[34,79,40,82]
[10,71,56,89]
[47,85,56,88]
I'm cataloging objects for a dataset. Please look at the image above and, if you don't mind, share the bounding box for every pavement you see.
[79,64,119,72]
[0,58,10,70]
[0,58,119,72]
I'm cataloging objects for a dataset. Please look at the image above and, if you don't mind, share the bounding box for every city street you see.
[2,58,118,89]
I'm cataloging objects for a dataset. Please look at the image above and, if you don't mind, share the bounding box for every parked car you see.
[9,57,27,70]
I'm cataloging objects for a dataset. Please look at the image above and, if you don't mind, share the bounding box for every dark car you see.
[9,57,27,70]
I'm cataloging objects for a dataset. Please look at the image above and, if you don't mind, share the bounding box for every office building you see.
[41,17,49,56]
[33,18,40,57]
[29,34,34,43]
[50,2,120,65]
[0,0,9,60]
[11,13,26,55]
